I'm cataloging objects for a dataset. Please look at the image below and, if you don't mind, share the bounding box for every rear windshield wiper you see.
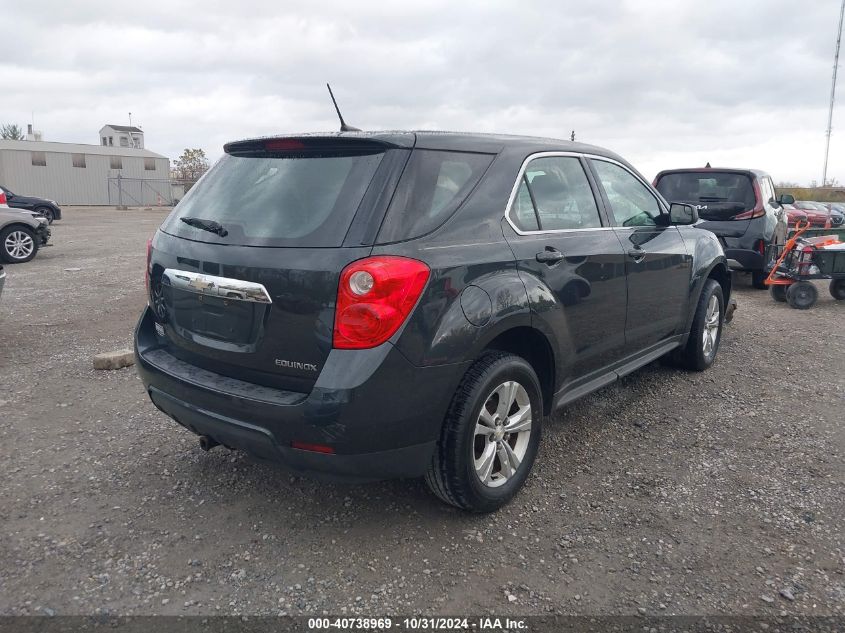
[180,217,228,237]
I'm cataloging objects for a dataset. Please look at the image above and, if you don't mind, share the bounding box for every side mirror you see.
[777,193,795,205]
[669,202,698,225]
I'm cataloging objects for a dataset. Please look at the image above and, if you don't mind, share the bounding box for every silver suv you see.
[0,206,51,263]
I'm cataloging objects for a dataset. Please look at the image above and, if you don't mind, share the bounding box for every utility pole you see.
[823,0,845,187]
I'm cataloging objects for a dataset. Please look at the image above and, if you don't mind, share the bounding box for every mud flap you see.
[724,297,738,324]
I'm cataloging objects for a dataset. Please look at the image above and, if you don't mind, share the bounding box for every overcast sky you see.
[3,0,843,184]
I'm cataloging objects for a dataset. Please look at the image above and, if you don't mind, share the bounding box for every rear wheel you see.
[770,284,787,303]
[675,279,724,371]
[830,279,845,300]
[425,352,543,513]
[0,225,39,263]
[786,281,817,310]
[751,270,768,290]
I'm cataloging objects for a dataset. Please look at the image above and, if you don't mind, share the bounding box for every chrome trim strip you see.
[503,151,664,236]
[162,268,272,304]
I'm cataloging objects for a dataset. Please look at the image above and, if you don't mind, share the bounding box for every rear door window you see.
[509,156,603,231]
[655,171,757,220]
[510,179,541,231]
[162,151,385,247]
[376,150,493,242]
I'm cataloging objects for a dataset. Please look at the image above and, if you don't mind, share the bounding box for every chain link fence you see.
[107,176,177,207]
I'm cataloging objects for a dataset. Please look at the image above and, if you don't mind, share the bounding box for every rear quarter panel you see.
[371,151,532,368]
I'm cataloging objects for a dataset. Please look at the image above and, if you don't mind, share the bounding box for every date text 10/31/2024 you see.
[307,617,528,630]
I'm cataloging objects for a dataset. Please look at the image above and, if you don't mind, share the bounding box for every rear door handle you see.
[536,248,564,264]
[627,248,646,262]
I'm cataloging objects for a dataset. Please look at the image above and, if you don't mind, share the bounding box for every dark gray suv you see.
[135,132,730,512]
[653,167,787,288]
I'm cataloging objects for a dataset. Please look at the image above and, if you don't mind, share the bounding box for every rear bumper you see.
[134,308,468,481]
[723,247,764,272]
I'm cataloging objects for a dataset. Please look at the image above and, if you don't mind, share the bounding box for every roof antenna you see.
[326,83,361,132]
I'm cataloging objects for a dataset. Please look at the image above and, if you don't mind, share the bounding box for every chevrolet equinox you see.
[135,132,730,512]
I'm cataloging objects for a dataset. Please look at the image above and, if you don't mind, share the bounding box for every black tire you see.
[786,282,817,310]
[35,206,54,223]
[830,279,845,301]
[425,352,543,513]
[0,225,39,263]
[770,284,787,303]
[675,279,724,371]
[751,270,768,290]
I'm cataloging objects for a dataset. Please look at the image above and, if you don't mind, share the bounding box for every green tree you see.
[0,123,25,140]
[172,148,210,182]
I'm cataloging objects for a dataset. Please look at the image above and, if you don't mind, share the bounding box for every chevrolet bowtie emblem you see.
[165,269,273,304]
[188,276,215,291]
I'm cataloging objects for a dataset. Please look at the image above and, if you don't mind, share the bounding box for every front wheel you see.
[425,352,543,513]
[830,279,845,300]
[770,284,787,303]
[675,279,724,371]
[0,225,39,263]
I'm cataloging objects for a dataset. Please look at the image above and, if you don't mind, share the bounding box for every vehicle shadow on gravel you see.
[150,358,685,534]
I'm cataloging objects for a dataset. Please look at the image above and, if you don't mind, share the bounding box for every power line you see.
[823,0,845,187]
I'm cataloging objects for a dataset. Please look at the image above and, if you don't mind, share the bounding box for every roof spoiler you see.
[224,135,398,156]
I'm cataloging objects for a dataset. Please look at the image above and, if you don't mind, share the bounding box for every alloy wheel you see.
[5,231,34,260]
[473,381,532,488]
[702,294,720,358]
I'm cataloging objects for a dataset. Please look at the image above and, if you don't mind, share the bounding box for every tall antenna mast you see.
[326,83,361,132]
[823,0,845,187]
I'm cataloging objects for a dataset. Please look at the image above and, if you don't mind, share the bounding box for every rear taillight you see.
[0,191,6,205]
[145,238,152,299]
[733,179,765,220]
[333,256,430,350]
[733,207,766,220]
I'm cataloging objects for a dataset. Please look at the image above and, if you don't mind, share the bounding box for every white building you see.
[99,124,145,149]
[0,131,170,206]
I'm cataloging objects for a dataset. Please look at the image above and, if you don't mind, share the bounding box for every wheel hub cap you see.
[702,295,720,358]
[473,380,533,488]
[5,231,34,259]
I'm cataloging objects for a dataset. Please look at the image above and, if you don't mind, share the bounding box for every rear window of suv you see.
[655,171,757,220]
[163,151,385,247]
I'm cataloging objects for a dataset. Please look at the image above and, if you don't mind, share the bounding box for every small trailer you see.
[764,222,845,309]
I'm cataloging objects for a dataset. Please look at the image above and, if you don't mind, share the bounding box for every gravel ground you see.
[0,207,843,617]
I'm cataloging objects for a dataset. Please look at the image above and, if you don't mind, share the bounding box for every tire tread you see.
[676,279,723,371]
[425,352,532,511]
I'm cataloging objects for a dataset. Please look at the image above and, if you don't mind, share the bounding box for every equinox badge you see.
[275,359,319,372]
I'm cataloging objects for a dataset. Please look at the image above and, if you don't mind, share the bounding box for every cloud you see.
[2,0,841,183]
